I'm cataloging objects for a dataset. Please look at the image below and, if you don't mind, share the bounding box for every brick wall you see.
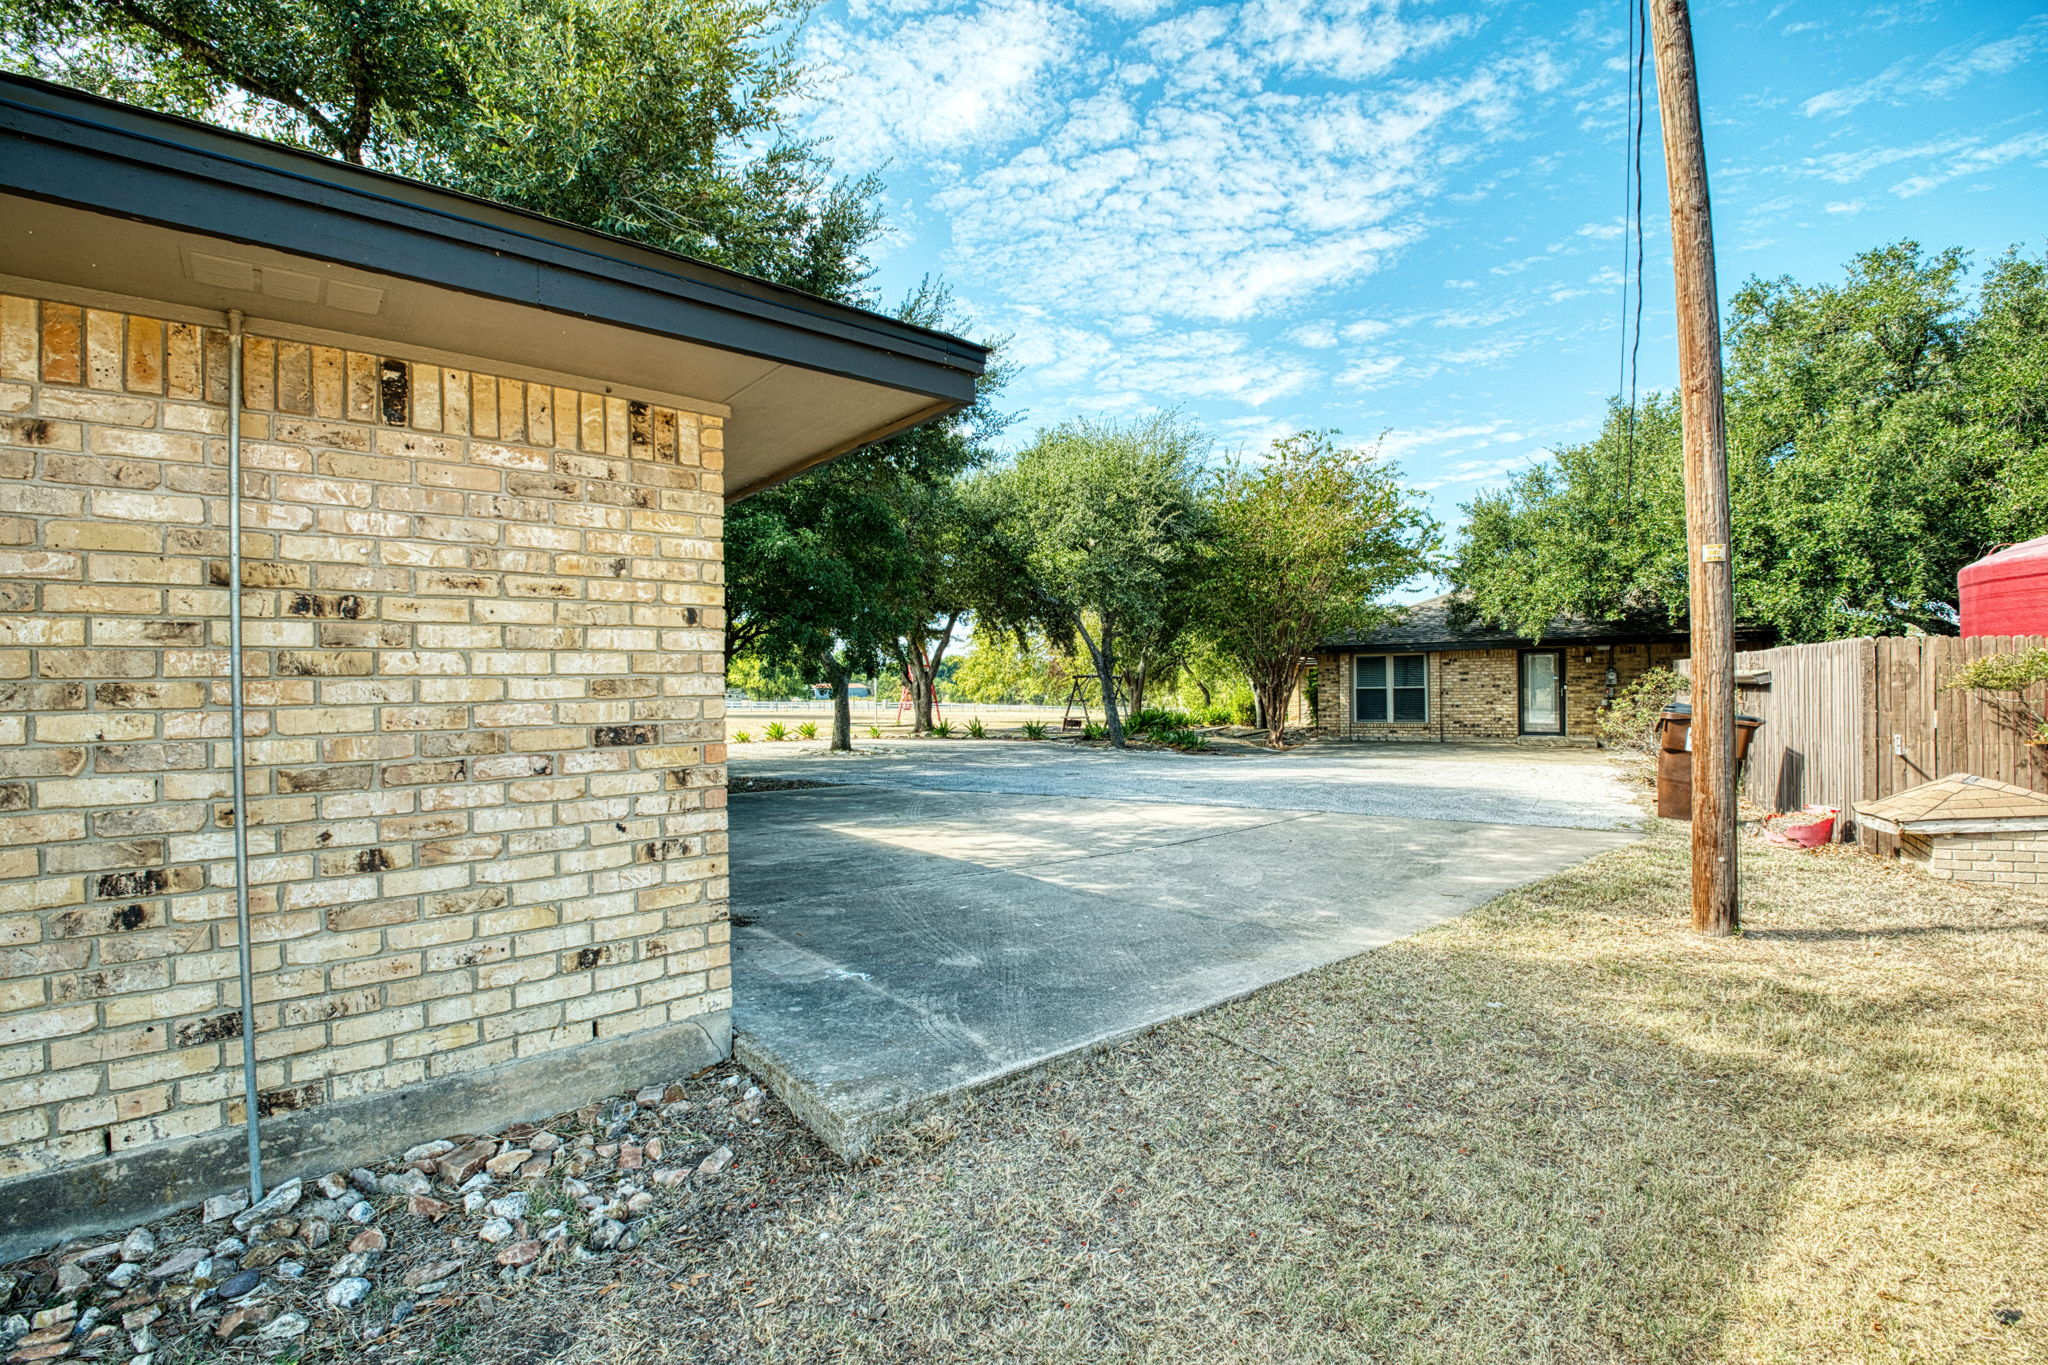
[1899,829,2048,890]
[1308,641,1686,742]
[0,292,729,1190]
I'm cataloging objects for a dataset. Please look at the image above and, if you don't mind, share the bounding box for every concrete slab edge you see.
[736,827,1645,1161]
[0,1010,730,1264]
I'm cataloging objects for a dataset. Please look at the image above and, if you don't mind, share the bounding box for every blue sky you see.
[788,0,2047,548]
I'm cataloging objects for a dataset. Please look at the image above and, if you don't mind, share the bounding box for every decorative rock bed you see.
[1,1069,772,1362]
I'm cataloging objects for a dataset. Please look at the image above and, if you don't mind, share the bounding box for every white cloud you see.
[1801,21,2042,118]
[1890,130,2048,197]
[1003,316,1322,409]
[1336,354,1407,388]
[800,0,1084,164]
[807,1,1560,329]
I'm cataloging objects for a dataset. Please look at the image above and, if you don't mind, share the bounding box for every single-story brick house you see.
[0,74,985,1256]
[1299,593,1773,743]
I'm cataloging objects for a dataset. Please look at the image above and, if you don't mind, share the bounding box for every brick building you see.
[1301,594,1771,743]
[0,75,985,1255]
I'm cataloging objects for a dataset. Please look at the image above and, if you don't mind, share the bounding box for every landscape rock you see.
[475,1219,514,1245]
[528,1132,561,1154]
[407,1195,451,1222]
[331,1251,379,1279]
[484,1149,531,1179]
[347,1229,385,1255]
[495,1241,542,1268]
[401,1261,462,1290]
[201,1195,247,1227]
[214,1304,271,1340]
[239,1244,292,1270]
[259,1312,308,1340]
[298,1219,330,1250]
[347,1169,379,1197]
[376,1170,430,1198]
[403,1139,456,1164]
[314,1173,351,1201]
[215,1270,261,1301]
[344,1201,375,1225]
[231,1180,302,1233]
[54,1263,91,1296]
[697,1146,733,1177]
[146,1250,205,1282]
[323,1278,371,1312]
[484,1193,527,1222]
[118,1229,156,1264]
[104,1263,141,1290]
[585,1219,625,1251]
[434,1142,495,1186]
[518,1156,552,1179]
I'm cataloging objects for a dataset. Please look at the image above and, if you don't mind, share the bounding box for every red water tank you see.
[1960,534,2048,637]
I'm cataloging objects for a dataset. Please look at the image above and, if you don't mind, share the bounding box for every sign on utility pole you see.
[1648,0,1738,935]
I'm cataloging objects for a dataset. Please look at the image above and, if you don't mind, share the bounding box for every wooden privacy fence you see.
[1709,635,2048,850]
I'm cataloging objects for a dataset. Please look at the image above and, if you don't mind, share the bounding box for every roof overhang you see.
[0,74,986,500]
[1856,813,2048,835]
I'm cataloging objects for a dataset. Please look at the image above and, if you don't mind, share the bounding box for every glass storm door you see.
[1519,651,1564,734]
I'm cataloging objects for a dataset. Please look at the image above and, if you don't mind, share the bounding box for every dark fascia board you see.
[1315,635,1691,654]
[0,73,986,405]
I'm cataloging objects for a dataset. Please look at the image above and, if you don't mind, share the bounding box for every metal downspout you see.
[226,311,264,1202]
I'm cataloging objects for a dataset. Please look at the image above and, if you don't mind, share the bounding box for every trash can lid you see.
[1659,701,1763,724]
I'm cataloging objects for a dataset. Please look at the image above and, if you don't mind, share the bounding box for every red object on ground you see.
[1960,534,2048,637]
[1766,806,1837,848]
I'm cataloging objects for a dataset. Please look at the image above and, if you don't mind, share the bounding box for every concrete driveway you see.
[729,742,1641,1155]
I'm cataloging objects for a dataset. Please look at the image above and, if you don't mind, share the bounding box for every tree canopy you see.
[0,0,879,296]
[1199,431,1438,744]
[975,414,1211,748]
[723,282,1010,746]
[1450,241,2048,642]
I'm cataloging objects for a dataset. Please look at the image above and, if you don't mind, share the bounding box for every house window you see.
[1354,653,1428,723]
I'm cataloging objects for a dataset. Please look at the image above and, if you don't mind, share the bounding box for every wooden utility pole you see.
[1648,0,1739,934]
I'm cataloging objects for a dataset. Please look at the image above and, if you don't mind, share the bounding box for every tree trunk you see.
[1077,618,1126,747]
[830,655,853,752]
[1255,659,1302,747]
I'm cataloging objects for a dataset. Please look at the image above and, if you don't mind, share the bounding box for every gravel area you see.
[729,738,1643,831]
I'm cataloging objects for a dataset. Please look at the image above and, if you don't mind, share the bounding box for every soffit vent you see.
[182,249,384,315]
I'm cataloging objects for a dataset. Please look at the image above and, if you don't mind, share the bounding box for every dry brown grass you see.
[433,823,2046,1365]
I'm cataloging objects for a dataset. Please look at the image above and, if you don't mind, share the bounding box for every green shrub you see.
[1598,666,1684,761]
[1157,727,1209,751]
[1081,722,1106,740]
[797,721,817,739]
[867,724,882,738]
[1944,648,2048,741]
[1022,721,1047,740]
[764,721,788,742]
[733,730,752,744]
[967,717,987,738]
[930,721,952,738]
[1127,707,1194,736]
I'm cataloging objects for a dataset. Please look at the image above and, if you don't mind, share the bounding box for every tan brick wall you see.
[1915,829,2048,890]
[0,292,729,1185]
[1307,640,1686,742]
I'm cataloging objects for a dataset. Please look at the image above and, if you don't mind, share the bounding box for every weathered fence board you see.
[1715,634,2048,848]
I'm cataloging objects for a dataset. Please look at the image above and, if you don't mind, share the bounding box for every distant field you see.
[723,700,1080,737]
